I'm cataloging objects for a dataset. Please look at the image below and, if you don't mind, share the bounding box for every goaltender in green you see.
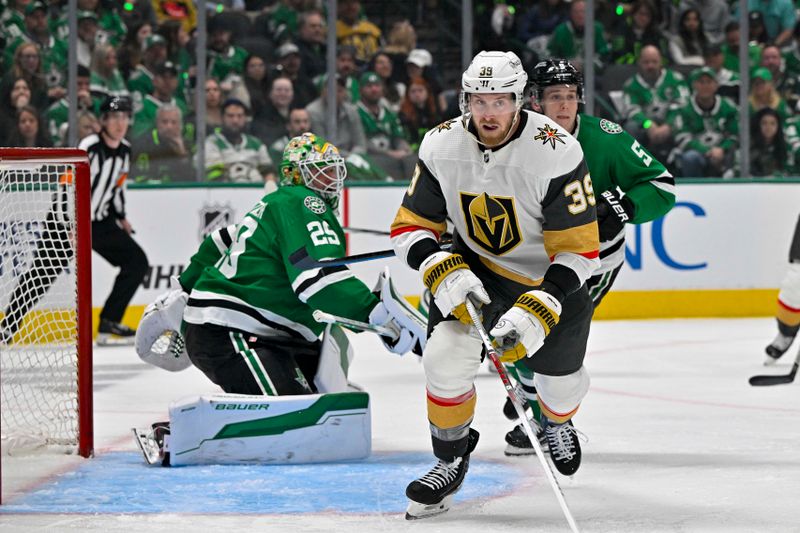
[133,133,425,466]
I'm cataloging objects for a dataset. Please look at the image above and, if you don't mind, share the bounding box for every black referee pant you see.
[92,218,148,324]
[1,214,72,335]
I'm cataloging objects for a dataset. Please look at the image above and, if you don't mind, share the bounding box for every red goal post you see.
[0,148,93,462]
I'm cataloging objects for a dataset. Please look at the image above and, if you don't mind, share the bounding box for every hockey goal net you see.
[0,148,93,460]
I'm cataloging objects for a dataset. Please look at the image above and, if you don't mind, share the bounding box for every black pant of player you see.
[184,323,321,396]
[1,215,148,337]
[586,263,624,310]
[91,218,148,323]
[1,214,72,336]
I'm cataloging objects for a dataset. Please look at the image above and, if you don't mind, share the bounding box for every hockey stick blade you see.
[289,247,395,270]
[749,363,799,386]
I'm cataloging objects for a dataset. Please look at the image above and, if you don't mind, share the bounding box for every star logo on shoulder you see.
[534,124,567,149]
[434,119,456,133]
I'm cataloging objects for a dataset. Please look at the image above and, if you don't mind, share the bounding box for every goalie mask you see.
[530,59,585,103]
[280,133,347,208]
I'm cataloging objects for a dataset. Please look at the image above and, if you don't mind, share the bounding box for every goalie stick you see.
[749,348,800,386]
[289,247,395,270]
[465,298,580,533]
[343,227,391,236]
[312,309,397,338]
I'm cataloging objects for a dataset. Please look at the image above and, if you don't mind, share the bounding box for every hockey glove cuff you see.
[368,301,415,355]
[420,251,490,325]
[490,290,562,363]
[596,188,634,243]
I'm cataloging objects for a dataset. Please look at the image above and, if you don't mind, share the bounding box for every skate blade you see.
[405,494,454,520]
[97,334,135,346]
[132,428,162,465]
[504,443,549,456]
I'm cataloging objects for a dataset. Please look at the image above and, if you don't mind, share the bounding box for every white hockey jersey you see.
[391,110,599,287]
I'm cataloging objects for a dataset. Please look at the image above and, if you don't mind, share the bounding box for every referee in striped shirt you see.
[1,96,148,346]
[79,95,149,345]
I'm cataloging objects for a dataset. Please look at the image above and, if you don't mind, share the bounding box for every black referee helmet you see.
[100,95,132,116]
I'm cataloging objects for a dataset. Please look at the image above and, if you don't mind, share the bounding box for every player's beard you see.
[477,112,518,148]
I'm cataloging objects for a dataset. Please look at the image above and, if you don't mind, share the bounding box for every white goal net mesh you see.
[0,160,81,453]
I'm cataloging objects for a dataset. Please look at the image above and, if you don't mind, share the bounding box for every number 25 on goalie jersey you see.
[185,186,377,341]
[391,111,599,286]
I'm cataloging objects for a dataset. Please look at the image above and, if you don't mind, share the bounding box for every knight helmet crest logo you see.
[459,192,522,255]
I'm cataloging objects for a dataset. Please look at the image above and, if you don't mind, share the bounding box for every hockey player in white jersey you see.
[390,50,600,519]
[765,214,800,364]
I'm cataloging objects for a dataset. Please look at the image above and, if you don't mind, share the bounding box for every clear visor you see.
[299,155,347,201]
[459,92,522,117]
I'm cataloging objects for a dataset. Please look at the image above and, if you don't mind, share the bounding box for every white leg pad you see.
[423,320,483,399]
[167,392,370,465]
[778,262,800,309]
[534,366,590,421]
[314,324,353,393]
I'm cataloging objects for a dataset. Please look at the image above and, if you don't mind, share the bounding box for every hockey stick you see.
[749,348,800,386]
[312,309,397,338]
[343,227,391,236]
[464,299,580,533]
[289,247,395,270]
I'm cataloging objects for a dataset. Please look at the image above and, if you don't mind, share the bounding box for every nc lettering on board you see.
[625,201,707,271]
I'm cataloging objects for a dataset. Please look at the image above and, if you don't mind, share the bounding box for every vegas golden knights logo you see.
[459,192,522,255]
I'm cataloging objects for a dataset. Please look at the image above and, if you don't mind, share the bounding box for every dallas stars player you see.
[132,133,424,466]
[391,51,599,519]
[182,132,419,395]
[501,59,676,456]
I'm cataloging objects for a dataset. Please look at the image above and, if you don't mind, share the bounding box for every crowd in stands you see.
[1,0,799,181]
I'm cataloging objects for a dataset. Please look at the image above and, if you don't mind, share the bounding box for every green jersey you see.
[575,114,675,225]
[179,224,237,292]
[131,94,189,140]
[52,10,127,46]
[208,45,248,83]
[183,186,378,341]
[547,20,609,66]
[575,114,675,274]
[622,69,690,127]
[667,95,739,154]
[356,102,407,152]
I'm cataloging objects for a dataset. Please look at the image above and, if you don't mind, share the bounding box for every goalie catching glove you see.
[490,290,562,363]
[420,251,490,325]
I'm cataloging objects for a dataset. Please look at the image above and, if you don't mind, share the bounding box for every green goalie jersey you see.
[576,114,675,224]
[182,185,378,341]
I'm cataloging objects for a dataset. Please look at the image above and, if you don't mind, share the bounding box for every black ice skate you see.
[502,381,529,420]
[132,421,170,466]
[97,318,136,346]
[765,332,796,365]
[504,417,548,456]
[543,419,581,476]
[405,428,479,520]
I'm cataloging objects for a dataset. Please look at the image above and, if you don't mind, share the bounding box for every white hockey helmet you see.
[460,51,528,115]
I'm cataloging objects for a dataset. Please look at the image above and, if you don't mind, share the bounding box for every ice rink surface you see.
[1,317,799,532]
